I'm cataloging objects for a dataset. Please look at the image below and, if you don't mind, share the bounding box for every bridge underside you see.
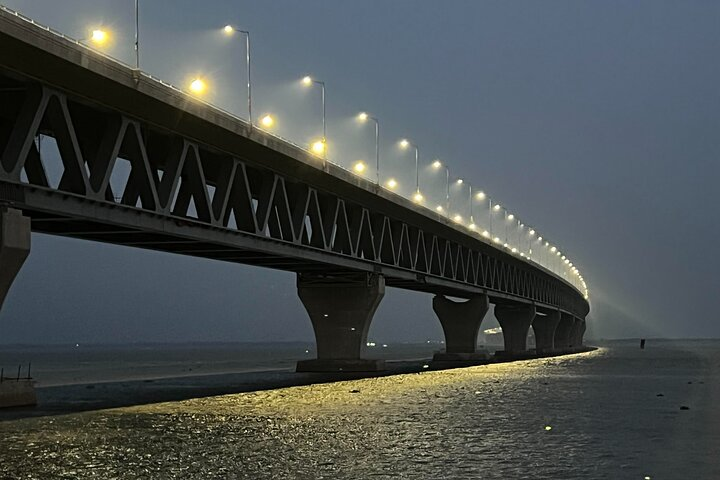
[0,10,590,372]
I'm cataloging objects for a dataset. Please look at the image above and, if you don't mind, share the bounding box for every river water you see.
[0,340,718,479]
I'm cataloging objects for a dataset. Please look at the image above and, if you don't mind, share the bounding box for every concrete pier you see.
[0,208,30,312]
[554,313,575,352]
[532,311,561,354]
[569,317,586,350]
[296,274,385,372]
[431,294,490,363]
[494,304,536,356]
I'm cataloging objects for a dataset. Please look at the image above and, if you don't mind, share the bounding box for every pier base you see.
[296,274,385,372]
[0,208,30,312]
[569,318,586,350]
[494,304,536,357]
[532,311,561,354]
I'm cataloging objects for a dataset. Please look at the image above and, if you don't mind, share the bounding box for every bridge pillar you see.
[0,208,30,313]
[554,313,575,352]
[532,311,560,355]
[296,273,385,372]
[569,317,586,350]
[431,294,490,363]
[494,304,536,356]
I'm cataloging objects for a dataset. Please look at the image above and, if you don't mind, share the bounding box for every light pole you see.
[134,0,140,69]
[400,139,420,200]
[302,76,326,157]
[224,26,252,127]
[358,113,379,184]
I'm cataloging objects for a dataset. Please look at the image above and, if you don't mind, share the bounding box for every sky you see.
[0,0,718,344]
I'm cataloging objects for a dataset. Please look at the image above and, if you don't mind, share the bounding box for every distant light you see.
[493,236,501,243]
[644,477,651,480]
[413,191,424,203]
[260,114,274,128]
[511,247,517,253]
[189,78,207,94]
[482,230,490,238]
[545,426,552,431]
[456,178,463,185]
[529,229,536,236]
[561,255,566,260]
[550,246,557,252]
[507,213,515,220]
[90,29,109,45]
[556,251,562,256]
[353,161,367,174]
[422,364,429,369]
[564,259,570,264]
[476,191,486,200]
[223,25,234,35]
[503,243,509,248]
[358,112,368,121]
[468,223,476,230]
[382,344,388,348]
[432,160,442,169]
[436,205,444,212]
[400,139,409,148]
[302,75,313,86]
[453,215,462,223]
[311,140,326,155]
[386,178,398,189]
[493,204,501,211]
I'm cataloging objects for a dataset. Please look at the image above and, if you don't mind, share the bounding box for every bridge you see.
[0,8,589,372]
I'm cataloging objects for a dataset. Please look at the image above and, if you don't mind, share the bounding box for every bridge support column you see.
[431,294,490,364]
[296,273,385,372]
[494,304,536,357]
[569,317,586,351]
[0,208,30,313]
[554,313,575,352]
[532,311,560,355]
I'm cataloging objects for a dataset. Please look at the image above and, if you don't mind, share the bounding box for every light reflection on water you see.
[1,344,719,479]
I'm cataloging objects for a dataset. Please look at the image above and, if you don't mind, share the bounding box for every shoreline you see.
[0,348,596,421]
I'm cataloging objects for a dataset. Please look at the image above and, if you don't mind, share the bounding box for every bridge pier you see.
[554,313,575,352]
[296,273,385,372]
[532,311,560,355]
[0,208,30,313]
[569,317,586,350]
[494,304,536,357]
[431,294,490,364]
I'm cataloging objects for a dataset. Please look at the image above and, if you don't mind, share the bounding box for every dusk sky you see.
[1,0,718,344]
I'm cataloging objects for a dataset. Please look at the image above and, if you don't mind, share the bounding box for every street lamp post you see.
[358,113,380,185]
[400,139,420,196]
[302,76,326,157]
[224,26,252,127]
[134,0,140,69]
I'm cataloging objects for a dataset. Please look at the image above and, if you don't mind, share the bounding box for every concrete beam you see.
[431,294,489,362]
[296,274,385,372]
[494,304,536,356]
[532,311,560,354]
[0,208,30,312]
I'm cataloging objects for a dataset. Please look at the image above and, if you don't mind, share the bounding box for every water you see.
[0,340,718,479]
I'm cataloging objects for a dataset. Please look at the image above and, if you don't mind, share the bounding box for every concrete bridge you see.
[0,8,589,372]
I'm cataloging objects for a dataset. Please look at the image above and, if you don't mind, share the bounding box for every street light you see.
[358,112,380,184]
[353,161,367,174]
[386,178,398,190]
[399,138,421,200]
[302,75,326,158]
[431,159,450,214]
[260,114,274,128]
[223,25,252,127]
[89,29,109,46]
[189,78,207,95]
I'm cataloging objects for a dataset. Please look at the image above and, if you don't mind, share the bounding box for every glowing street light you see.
[222,25,253,127]
[476,191,486,200]
[90,29,109,46]
[302,75,326,158]
[386,178,398,190]
[432,159,450,214]
[399,138,421,201]
[189,78,207,95]
[260,114,274,128]
[358,112,380,184]
[413,191,424,203]
[353,161,367,174]
[311,140,326,155]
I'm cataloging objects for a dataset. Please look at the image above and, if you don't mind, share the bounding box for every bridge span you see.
[0,9,589,371]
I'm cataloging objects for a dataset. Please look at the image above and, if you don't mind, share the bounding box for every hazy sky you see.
[1,0,718,344]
